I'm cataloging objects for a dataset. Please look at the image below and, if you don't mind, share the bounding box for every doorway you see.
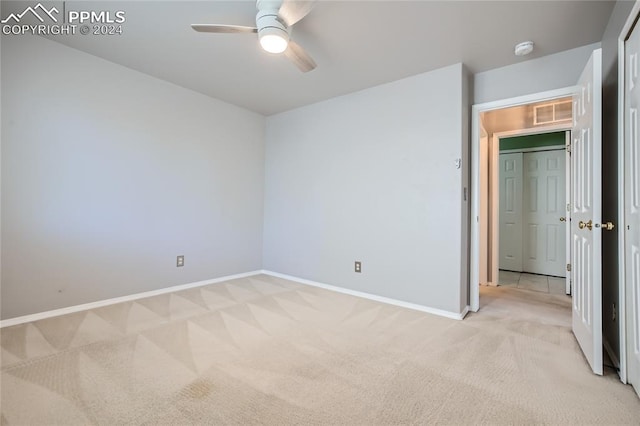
[472,47,605,377]
[474,98,572,294]
[498,134,568,278]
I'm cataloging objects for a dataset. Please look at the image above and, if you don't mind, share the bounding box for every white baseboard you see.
[460,305,470,319]
[0,270,263,328]
[604,338,621,370]
[2,269,469,327]
[261,270,468,321]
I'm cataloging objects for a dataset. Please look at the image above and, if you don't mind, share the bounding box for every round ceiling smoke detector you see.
[515,41,534,56]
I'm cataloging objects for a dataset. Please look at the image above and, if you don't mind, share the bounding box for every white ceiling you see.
[3,1,614,115]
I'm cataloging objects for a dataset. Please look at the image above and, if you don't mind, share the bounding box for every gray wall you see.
[474,43,600,104]
[263,63,469,315]
[1,36,266,319]
[600,0,636,364]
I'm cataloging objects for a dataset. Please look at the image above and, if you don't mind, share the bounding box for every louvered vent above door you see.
[533,100,572,125]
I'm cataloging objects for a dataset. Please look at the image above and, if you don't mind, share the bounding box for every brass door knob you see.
[560,217,566,222]
[579,220,593,231]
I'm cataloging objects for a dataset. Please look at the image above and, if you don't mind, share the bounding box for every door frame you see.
[471,87,576,312]
[491,129,571,286]
[616,0,640,386]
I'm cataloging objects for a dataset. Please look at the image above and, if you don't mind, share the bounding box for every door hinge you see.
[567,203,570,212]
[566,144,571,155]
[567,263,572,272]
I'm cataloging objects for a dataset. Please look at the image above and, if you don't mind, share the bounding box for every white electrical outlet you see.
[177,255,184,267]
[355,261,361,273]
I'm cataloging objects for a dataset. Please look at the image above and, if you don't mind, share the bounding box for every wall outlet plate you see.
[355,261,361,273]
[177,255,184,267]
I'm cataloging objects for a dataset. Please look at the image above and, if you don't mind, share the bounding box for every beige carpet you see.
[1,274,639,425]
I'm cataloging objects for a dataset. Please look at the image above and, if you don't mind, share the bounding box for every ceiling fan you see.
[191,0,317,73]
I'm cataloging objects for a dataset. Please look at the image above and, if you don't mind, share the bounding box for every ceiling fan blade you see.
[277,0,316,27]
[284,40,316,72]
[191,24,257,34]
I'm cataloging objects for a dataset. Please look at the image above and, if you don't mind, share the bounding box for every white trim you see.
[0,270,263,328]
[499,146,565,154]
[459,305,470,319]
[1,268,471,327]
[490,134,500,286]
[604,338,622,370]
[261,270,469,320]
[616,0,640,385]
[494,124,572,139]
[471,86,577,313]
[565,131,572,296]
[473,87,578,113]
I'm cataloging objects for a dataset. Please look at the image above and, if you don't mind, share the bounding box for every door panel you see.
[547,226,558,261]
[625,25,640,397]
[499,153,523,271]
[523,150,566,276]
[572,48,603,375]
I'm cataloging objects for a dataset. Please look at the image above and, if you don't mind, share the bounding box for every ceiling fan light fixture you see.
[259,32,289,53]
[191,0,317,72]
[256,9,290,54]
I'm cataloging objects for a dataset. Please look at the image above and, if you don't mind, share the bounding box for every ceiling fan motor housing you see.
[256,0,283,11]
[256,8,290,40]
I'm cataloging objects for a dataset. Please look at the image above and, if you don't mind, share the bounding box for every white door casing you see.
[572,48,603,376]
[499,152,523,272]
[522,149,567,277]
[479,133,490,285]
[625,22,640,397]
[470,87,578,313]
[565,131,572,295]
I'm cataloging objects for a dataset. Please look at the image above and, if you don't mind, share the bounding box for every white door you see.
[499,152,523,272]
[625,24,640,397]
[522,150,567,277]
[572,48,603,375]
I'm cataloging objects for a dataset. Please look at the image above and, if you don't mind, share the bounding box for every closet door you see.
[522,149,566,276]
[625,22,640,394]
[499,152,523,272]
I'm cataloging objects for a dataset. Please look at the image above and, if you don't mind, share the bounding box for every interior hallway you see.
[498,270,567,295]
